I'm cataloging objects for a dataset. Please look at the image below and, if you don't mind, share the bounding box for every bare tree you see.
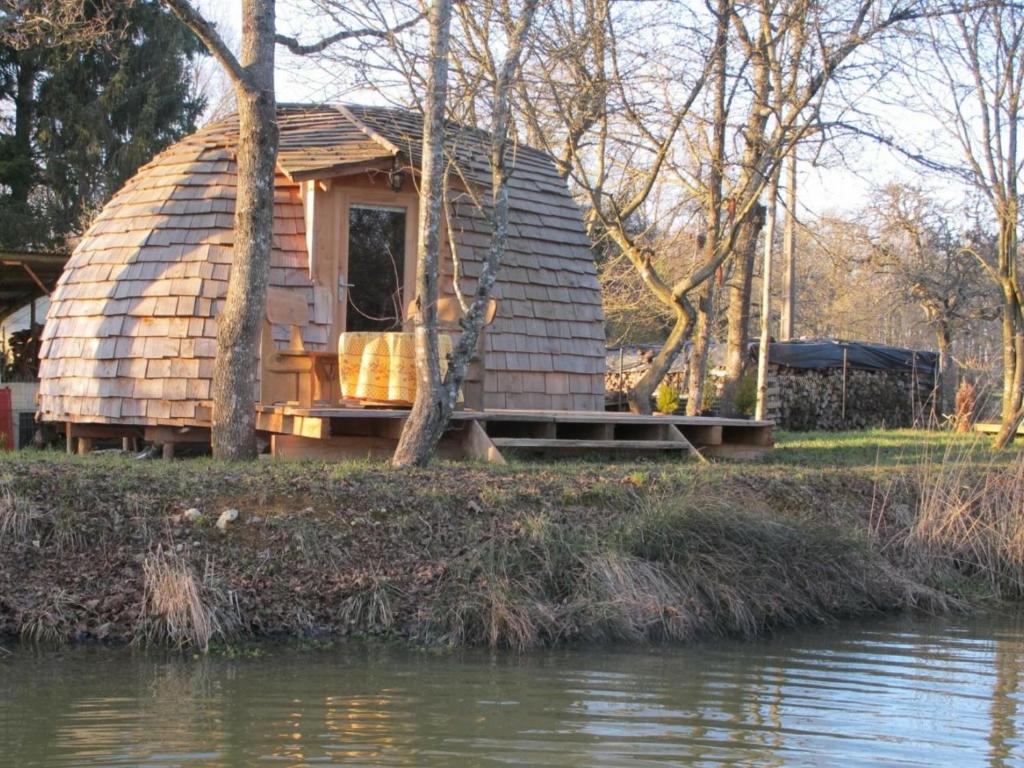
[920,3,1024,446]
[392,0,540,466]
[718,0,914,413]
[685,0,731,416]
[159,0,278,460]
[518,0,716,414]
[864,184,996,416]
[522,0,930,414]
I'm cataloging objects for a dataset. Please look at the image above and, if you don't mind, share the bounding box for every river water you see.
[1,614,1022,767]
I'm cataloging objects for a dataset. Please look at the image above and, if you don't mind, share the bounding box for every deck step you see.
[489,437,688,452]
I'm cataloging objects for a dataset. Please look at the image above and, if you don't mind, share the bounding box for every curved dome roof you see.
[38,110,318,425]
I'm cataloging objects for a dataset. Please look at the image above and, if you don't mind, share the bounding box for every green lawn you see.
[764,428,1014,471]
[0,427,1014,481]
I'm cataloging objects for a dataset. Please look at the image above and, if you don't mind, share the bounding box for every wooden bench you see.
[260,287,338,407]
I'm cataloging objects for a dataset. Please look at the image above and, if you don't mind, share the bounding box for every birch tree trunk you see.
[393,0,539,466]
[391,0,452,467]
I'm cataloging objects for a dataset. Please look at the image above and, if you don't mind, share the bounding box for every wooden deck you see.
[255,405,774,462]
[974,421,1024,436]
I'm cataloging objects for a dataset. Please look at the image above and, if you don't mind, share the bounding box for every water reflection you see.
[1,614,1022,767]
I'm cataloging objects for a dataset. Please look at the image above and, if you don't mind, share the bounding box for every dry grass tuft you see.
[416,485,919,650]
[0,477,37,545]
[339,566,398,634]
[897,448,1024,598]
[138,547,242,651]
[20,589,78,645]
[574,551,695,642]
[426,558,559,651]
[0,476,88,552]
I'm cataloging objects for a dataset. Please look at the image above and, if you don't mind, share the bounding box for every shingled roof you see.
[38,104,605,426]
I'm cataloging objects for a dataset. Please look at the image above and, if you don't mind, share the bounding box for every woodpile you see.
[606,369,688,400]
[605,346,693,407]
[604,340,936,428]
[768,365,933,430]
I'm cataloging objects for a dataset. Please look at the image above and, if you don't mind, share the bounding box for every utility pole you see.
[755,171,780,421]
[780,149,797,340]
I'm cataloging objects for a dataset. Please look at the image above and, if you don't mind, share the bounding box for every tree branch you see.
[274,10,425,55]
[161,0,251,90]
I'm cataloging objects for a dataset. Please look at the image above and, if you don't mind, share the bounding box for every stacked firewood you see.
[770,365,933,430]
[605,369,688,399]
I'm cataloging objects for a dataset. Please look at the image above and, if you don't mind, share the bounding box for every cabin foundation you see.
[57,408,773,462]
[254,405,773,462]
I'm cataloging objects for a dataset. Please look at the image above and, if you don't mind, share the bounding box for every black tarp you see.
[748,339,938,378]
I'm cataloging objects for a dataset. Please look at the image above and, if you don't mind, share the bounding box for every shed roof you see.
[0,250,68,324]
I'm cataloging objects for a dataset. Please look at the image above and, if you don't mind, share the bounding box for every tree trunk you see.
[11,50,37,207]
[627,302,694,414]
[685,278,715,415]
[720,206,765,415]
[717,2,772,416]
[994,202,1024,448]
[392,0,538,466]
[392,0,452,467]
[210,0,277,460]
[754,173,779,421]
[934,324,954,420]
[628,0,728,417]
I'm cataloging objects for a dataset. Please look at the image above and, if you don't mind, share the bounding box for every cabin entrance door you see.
[342,203,410,334]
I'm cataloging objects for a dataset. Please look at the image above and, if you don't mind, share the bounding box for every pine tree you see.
[0,0,205,249]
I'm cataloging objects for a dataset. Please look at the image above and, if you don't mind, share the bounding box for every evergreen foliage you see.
[0,0,206,249]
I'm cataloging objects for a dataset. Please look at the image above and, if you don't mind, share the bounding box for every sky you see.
[200,0,962,222]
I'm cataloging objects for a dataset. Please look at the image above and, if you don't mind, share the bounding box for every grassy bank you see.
[1,429,1022,651]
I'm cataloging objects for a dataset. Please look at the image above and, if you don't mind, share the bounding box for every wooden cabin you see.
[37,105,605,435]
[37,104,773,460]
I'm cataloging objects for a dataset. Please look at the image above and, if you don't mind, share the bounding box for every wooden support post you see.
[66,423,74,455]
[462,420,507,464]
[841,347,848,422]
[162,442,175,460]
[780,150,797,340]
[666,424,707,464]
[76,437,93,455]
